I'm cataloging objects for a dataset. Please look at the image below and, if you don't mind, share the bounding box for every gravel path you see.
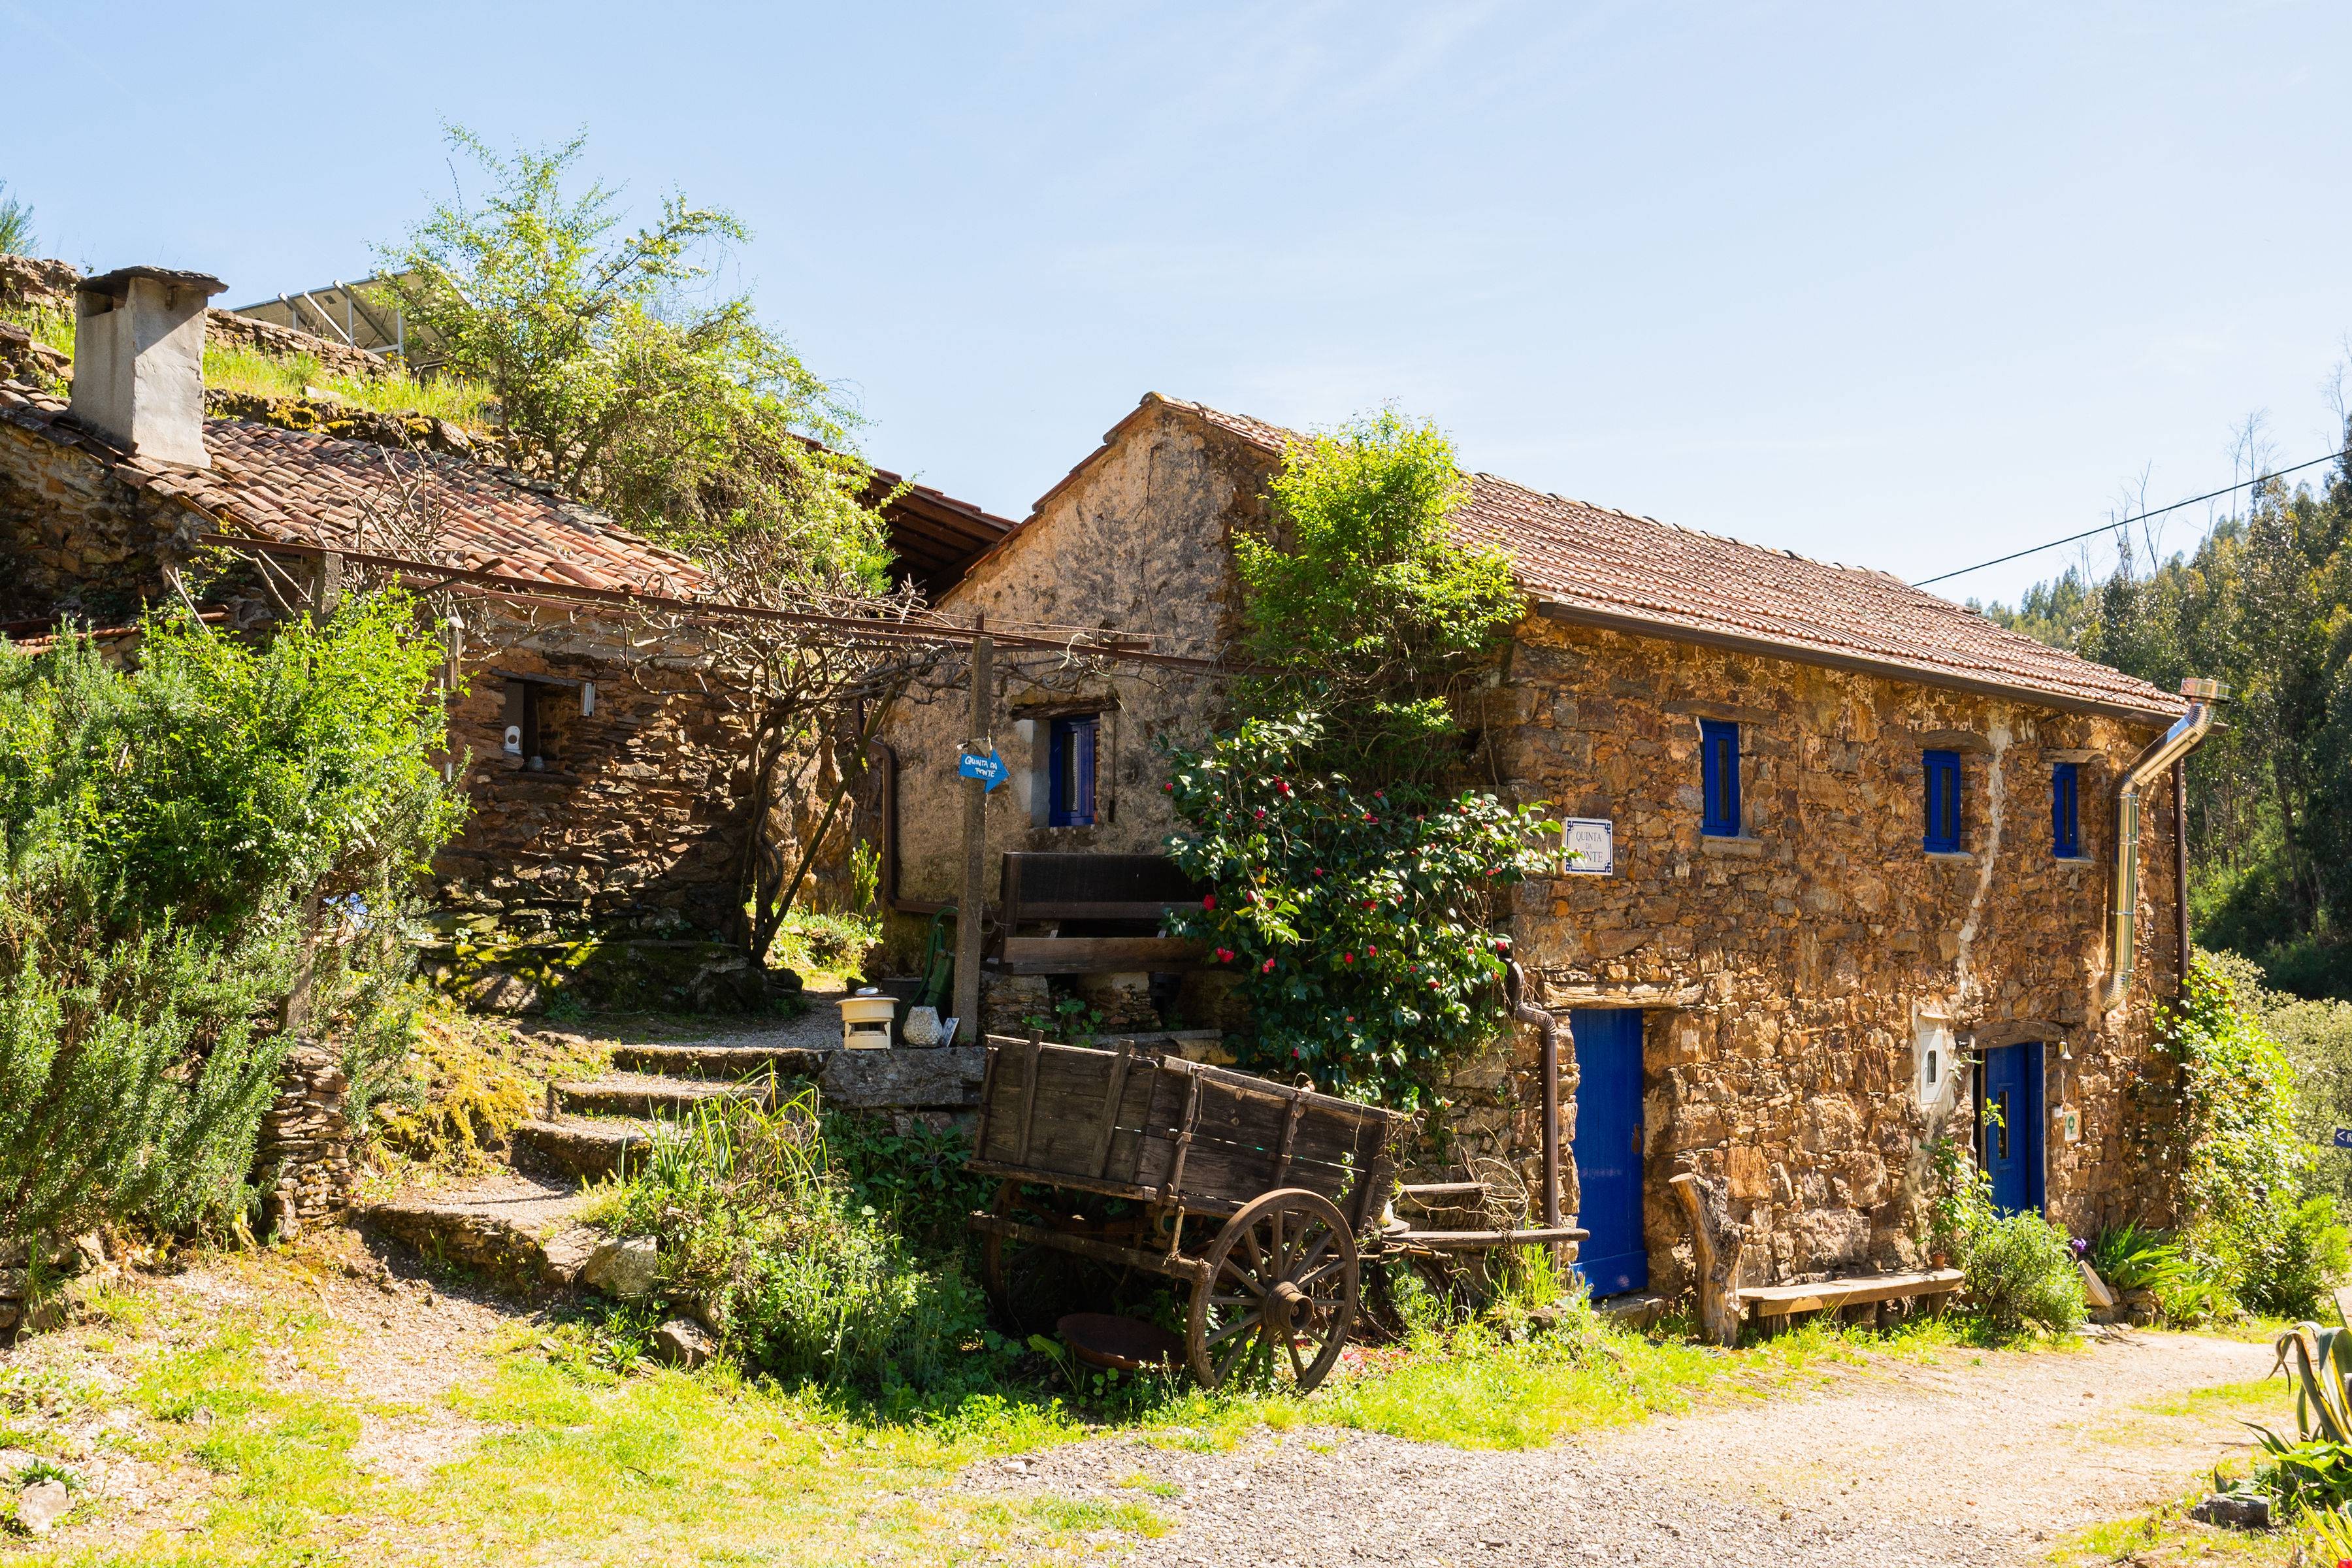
[968,1328,2278,1566]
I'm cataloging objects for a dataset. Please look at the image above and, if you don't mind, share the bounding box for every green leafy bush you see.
[0,598,459,1245]
[604,1091,981,1392]
[2160,953,2351,1317]
[1961,1208,2087,1337]
[1161,712,1560,1104]
[2087,1221,2195,1296]
[2236,1196,2352,1320]
[1232,408,1523,783]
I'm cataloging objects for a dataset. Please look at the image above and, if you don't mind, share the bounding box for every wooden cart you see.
[966,1033,1584,1392]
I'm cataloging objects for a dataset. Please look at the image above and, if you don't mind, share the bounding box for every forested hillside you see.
[1976,433,2352,998]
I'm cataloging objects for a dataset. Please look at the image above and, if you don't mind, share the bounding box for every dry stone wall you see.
[1484,616,2182,1294]
[253,1043,354,1238]
[430,602,762,945]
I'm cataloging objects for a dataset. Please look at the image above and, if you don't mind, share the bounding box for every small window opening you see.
[1048,715,1098,827]
[502,679,543,770]
[1993,1088,2012,1160]
[2052,761,2080,858]
[1924,1048,1939,1087]
[1700,720,1740,837]
[1923,748,1963,852]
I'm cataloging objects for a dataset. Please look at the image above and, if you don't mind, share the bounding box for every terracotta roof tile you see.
[0,385,704,598]
[1170,397,2180,721]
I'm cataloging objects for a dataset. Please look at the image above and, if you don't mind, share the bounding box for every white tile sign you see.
[1562,817,1614,875]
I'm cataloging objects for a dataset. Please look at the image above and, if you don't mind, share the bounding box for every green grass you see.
[768,909,880,987]
[203,342,495,428]
[5,1253,2091,1565]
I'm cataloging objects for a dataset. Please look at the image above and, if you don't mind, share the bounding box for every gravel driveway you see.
[968,1327,2278,1566]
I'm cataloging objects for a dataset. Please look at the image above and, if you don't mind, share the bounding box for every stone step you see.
[513,1112,655,1182]
[358,1173,604,1292]
[553,1071,770,1119]
[609,1041,830,1081]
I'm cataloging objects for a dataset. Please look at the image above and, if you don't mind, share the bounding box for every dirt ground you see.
[969,1328,2281,1567]
[0,1243,2286,1565]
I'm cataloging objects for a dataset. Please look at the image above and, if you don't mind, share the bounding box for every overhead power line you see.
[1913,447,2348,588]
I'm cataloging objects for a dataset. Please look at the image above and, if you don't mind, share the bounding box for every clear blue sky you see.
[9,1,2347,606]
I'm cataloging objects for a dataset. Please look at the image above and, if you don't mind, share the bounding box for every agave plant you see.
[2269,1322,2352,1443]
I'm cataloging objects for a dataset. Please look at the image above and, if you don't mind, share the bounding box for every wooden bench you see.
[1671,1171,1963,1343]
[990,852,1211,975]
[1737,1269,1965,1331]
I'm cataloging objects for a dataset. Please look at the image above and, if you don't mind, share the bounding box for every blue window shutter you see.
[1923,749,1963,852]
[1048,715,1098,826]
[1700,721,1740,837]
[2053,762,2079,857]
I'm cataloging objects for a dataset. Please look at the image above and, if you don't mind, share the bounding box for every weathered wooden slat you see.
[1273,1098,1305,1185]
[1384,1224,1590,1251]
[1092,1041,1135,1179]
[968,1212,1208,1283]
[1015,1030,1043,1166]
[997,936,1210,973]
[1738,1268,1963,1317]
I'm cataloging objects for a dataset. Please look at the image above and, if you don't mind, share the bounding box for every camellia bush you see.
[0,594,461,1248]
[1162,713,1561,1105]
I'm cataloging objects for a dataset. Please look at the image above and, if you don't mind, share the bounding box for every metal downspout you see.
[2104,678,2226,1006]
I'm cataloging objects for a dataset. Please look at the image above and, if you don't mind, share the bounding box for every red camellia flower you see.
[1201,894,1217,911]
[1260,957,1275,973]
[1215,947,1234,962]
[1368,945,1379,957]
[1494,938,1510,954]
[1343,952,1355,965]
[1255,807,1267,819]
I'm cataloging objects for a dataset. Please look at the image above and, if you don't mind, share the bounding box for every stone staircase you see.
[512,1034,990,1182]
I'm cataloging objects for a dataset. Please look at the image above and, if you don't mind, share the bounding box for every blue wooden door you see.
[1981,1042,2044,1216]
[1571,1008,1647,1298]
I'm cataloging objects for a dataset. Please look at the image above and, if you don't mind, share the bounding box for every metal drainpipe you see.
[2104,678,2226,1007]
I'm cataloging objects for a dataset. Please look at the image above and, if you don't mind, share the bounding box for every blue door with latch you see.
[1981,1041,2044,1216]
[1571,1008,1647,1298]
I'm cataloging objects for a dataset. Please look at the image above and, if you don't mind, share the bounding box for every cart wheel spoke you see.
[1204,1312,1264,1349]
[1188,1188,1362,1394]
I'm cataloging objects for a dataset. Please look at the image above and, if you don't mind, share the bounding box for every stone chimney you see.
[69,265,227,468]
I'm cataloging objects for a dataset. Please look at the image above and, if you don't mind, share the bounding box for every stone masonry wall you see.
[0,414,201,623]
[432,602,761,942]
[877,399,1254,977]
[1484,616,2183,1295]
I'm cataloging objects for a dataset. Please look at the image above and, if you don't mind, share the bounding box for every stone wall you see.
[0,410,199,623]
[253,1043,354,1238]
[1485,615,2183,1294]
[203,307,391,382]
[879,397,1254,930]
[430,601,763,943]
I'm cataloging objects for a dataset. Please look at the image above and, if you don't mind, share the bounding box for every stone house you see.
[0,261,1011,998]
[878,391,2204,1300]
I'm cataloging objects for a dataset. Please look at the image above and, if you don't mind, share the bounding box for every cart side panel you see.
[975,1042,1183,1186]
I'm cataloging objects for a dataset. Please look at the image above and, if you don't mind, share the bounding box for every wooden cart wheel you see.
[1186,1188,1359,1392]
[979,1180,1137,1339]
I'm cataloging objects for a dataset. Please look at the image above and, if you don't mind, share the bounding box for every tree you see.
[376,127,889,587]
[1232,408,1522,783]
[1984,420,2352,997]
[380,129,925,959]
[0,180,32,255]
[1163,413,1558,1103]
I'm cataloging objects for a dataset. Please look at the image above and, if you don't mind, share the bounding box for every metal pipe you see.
[2105,678,2225,1005]
[1507,962,1563,1228]
[2172,757,2192,993]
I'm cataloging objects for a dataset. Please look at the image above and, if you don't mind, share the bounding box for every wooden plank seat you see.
[990,853,1213,974]
[1736,1267,1965,1326]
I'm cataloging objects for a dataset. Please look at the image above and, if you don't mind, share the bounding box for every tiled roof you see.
[0,384,705,597]
[1169,397,2182,721]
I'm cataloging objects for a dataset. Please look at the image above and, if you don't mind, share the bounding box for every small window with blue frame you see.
[1700,720,1740,837]
[1048,714,1098,827]
[2051,760,2080,858]
[1923,749,1963,852]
